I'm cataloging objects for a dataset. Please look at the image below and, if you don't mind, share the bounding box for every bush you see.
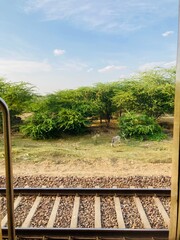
[119,112,166,140]
[20,112,60,140]
[20,109,90,139]
[58,109,90,134]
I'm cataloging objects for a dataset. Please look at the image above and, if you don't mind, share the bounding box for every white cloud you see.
[0,59,52,74]
[87,68,93,73]
[164,61,176,67]
[139,62,164,71]
[57,59,88,71]
[24,0,177,33]
[162,31,174,37]
[119,74,127,79]
[98,65,127,73]
[139,61,176,71]
[53,49,66,56]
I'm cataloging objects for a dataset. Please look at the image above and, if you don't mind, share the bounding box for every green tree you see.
[55,87,98,118]
[112,80,136,116]
[113,67,175,118]
[94,83,119,126]
[132,68,175,117]
[58,108,90,134]
[0,78,36,130]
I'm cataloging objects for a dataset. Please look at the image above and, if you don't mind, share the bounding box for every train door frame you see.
[0,217,2,240]
[169,0,180,239]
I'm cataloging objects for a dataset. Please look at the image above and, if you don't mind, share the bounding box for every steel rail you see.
[0,98,15,240]
[1,228,169,239]
[0,187,171,197]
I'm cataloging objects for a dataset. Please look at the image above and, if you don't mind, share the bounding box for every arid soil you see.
[0,159,171,177]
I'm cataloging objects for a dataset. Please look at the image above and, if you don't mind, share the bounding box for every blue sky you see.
[0,0,178,94]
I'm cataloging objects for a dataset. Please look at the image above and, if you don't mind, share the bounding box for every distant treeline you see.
[0,67,175,140]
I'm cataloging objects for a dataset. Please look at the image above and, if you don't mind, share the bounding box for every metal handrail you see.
[0,98,15,240]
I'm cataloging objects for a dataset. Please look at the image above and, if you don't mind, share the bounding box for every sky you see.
[0,0,179,94]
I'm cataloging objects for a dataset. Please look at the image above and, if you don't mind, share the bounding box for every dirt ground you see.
[0,160,171,177]
[0,130,173,178]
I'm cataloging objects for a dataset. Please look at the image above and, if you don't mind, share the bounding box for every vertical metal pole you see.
[0,98,15,240]
[0,218,2,240]
[169,1,180,239]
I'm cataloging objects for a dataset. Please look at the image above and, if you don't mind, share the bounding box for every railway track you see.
[0,187,170,240]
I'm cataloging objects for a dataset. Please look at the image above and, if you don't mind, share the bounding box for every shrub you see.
[58,109,90,134]
[20,109,90,139]
[119,112,166,140]
[20,112,60,140]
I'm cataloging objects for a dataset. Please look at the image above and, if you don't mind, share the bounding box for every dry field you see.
[0,128,173,177]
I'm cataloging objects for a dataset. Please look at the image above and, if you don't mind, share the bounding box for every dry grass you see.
[0,127,173,177]
[0,130,172,164]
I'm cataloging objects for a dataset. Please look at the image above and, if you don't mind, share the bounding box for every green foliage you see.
[113,67,175,118]
[94,82,119,126]
[58,109,90,134]
[21,109,90,139]
[0,80,36,115]
[112,86,135,115]
[31,88,98,119]
[0,78,36,131]
[0,66,174,139]
[55,88,98,118]
[119,112,165,140]
[130,69,175,117]
[20,112,60,140]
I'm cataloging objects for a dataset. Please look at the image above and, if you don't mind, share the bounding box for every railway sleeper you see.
[0,188,170,239]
